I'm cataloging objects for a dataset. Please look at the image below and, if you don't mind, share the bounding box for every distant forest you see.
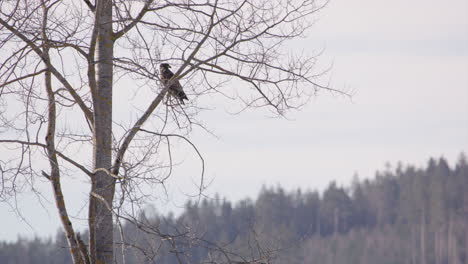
[1,155,467,264]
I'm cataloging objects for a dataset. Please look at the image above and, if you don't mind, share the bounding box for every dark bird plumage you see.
[159,63,188,105]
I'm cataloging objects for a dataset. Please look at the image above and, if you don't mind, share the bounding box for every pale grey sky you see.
[1,0,467,241]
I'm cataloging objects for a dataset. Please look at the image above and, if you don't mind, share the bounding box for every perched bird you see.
[159,63,188,105]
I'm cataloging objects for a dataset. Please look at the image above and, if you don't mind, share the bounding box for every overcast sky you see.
[1,0,467,242]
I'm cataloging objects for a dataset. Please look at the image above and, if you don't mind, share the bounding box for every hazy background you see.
[1,0,467,242]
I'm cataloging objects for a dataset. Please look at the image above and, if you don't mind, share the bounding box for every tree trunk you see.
[435,228,441,264]
[41,3,86,263]
[412,226,416,264]
[89,0,115,263]
[465,222,468,264]
[362,236,369,264]
[454,224,460,264]
[45,47,84,264]
[465,219,468,264]
[448,213,453,264]
[420,213,426,264]
[464,194,468,264]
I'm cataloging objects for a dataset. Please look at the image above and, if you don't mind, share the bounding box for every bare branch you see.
[0,68,47,89]
[0,17,94,125]
[0,140,92,177]
[0,1,344,263]
[82,0,95,12]
[112,84,169,176]
[113,0,155,40]
[40,2,85,262]
[139,128,206,196]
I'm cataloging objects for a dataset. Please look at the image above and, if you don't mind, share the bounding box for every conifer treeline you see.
[1,155,467,263]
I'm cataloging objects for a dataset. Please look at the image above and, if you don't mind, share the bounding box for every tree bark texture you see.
[89,0,115,263]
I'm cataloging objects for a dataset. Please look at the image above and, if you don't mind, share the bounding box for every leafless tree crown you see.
[0,0,342,263]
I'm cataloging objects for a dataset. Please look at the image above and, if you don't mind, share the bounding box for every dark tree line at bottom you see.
[1,154,467,264]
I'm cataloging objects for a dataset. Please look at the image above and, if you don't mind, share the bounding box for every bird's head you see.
[160,63,171,70]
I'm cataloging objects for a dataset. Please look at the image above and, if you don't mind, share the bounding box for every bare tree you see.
[0,0,344,263]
